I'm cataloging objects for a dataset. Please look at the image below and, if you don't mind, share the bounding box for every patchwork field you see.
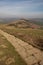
[0,34,27,65]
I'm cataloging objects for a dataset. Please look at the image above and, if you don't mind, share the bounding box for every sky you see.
[0,0,43,18]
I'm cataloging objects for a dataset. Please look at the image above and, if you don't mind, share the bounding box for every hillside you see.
[8,19,40,29]
[0,29,43,65]
[0,19,43,50]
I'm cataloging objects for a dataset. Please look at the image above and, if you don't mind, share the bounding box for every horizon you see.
[0,0,43,18]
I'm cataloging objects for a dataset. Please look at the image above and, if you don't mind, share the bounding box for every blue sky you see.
[0,0,43,18]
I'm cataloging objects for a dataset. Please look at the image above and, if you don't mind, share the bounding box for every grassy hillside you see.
[0,23,43,50]
[8,19,40,29]
[0,34,27,65]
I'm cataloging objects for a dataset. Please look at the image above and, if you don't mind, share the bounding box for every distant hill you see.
[0,18,43,25]
[0,18,19,24]
[0,18,43,29]
[8,19,40,29]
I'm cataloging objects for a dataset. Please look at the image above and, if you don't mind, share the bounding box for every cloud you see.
[0,0,43,18]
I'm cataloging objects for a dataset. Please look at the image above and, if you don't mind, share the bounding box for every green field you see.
[0,34,27,65]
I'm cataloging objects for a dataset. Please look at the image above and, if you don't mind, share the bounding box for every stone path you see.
[0,29,43,65]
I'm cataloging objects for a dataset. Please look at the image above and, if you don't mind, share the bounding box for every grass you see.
[0,25,43,50]
[0,34,27,65]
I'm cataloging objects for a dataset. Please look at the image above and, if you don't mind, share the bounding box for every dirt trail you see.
[0,29,43,65]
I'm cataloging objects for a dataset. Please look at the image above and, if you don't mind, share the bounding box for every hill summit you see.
[8,19,40,29]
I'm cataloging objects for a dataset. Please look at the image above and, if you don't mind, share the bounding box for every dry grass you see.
[0,34,27,65]
[0,24,43,50]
